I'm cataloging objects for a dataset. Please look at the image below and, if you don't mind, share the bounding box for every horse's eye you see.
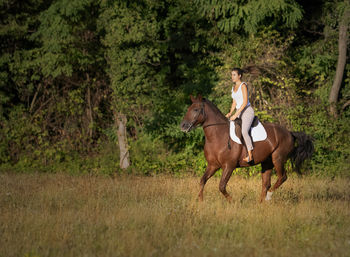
[194,109,199,112]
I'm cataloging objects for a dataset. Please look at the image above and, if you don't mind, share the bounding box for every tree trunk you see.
[115,112,130,169]
[329,9,349,117]
[87,86,93,139]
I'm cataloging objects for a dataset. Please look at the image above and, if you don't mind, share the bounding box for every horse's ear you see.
[190,95,196,103]
[197,94,202,101]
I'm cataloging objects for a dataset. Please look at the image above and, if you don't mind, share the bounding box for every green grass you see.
[1,173,350,257]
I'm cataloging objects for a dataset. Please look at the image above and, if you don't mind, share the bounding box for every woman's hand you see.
[230,113,239,121]
[225,113,231,118]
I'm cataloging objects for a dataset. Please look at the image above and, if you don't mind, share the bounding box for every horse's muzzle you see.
[180,121,191,132]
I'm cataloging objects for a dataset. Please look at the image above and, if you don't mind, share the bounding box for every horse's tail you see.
[289,132,314,174]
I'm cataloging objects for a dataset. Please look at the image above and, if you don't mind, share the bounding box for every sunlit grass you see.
[1,173,349,257]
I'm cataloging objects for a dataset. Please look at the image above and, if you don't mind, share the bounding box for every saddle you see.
[234,116,259,145]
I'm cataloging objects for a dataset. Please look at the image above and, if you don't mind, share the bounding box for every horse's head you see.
[180,95,206,132]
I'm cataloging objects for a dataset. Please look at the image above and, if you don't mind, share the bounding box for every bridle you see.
[185,102,206,132]
[185,101,228,132]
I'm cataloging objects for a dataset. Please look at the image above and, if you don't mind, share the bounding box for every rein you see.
[202,122,228,129]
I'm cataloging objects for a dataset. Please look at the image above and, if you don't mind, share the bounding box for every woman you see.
[226,68,255,164]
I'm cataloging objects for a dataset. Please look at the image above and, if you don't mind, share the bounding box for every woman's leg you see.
[241,106,255,162]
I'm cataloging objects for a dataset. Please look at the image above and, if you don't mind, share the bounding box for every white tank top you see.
[231,82,250,110]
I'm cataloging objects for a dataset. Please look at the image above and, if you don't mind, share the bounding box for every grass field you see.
[1,172,350,257]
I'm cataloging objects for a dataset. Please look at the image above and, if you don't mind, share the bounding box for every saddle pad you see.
[229,120,267,144]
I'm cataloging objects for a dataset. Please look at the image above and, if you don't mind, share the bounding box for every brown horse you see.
[180,95,314,202]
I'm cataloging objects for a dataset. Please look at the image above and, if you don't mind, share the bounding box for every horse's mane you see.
[203,98,228,121]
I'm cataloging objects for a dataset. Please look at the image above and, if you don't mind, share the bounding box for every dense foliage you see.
[0,0,349,176]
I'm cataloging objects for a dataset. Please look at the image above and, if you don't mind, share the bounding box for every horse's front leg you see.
[219,163,236,202]
[198,164,219,201]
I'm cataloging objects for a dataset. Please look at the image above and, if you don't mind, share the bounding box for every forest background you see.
[0,0,349,177]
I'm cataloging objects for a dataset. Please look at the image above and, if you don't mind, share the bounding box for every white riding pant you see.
[239,106,255,151]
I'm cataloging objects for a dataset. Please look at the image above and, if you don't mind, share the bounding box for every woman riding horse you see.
[226,68,255,164]
[180,95,313,202]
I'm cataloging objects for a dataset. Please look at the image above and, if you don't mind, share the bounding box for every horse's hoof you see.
[265,191,273,201]
[226,196,233,203]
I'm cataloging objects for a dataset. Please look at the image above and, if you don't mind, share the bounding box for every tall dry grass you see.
[0,172,349,257]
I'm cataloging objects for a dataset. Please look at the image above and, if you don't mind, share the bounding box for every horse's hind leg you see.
[269,156,288,197]
[260,158,273,203]
[198,164,219,201]
[219,163,236,202]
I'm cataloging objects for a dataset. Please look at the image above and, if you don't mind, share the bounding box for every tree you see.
[0,0,111,165]
[0,0,51,163]
[196,0,303,34]
[329,2,350,117]
[99,0,164,169]
[99,0,216,169]
[29,0,109,149]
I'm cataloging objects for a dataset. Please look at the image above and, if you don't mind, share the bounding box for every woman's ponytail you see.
[242,65,260,75]
[232,65,260,78]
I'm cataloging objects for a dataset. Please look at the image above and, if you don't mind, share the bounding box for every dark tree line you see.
[0,0,349,176]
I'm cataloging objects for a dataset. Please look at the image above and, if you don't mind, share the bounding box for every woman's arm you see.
[225,99,237,118]
[230,83,248,120]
